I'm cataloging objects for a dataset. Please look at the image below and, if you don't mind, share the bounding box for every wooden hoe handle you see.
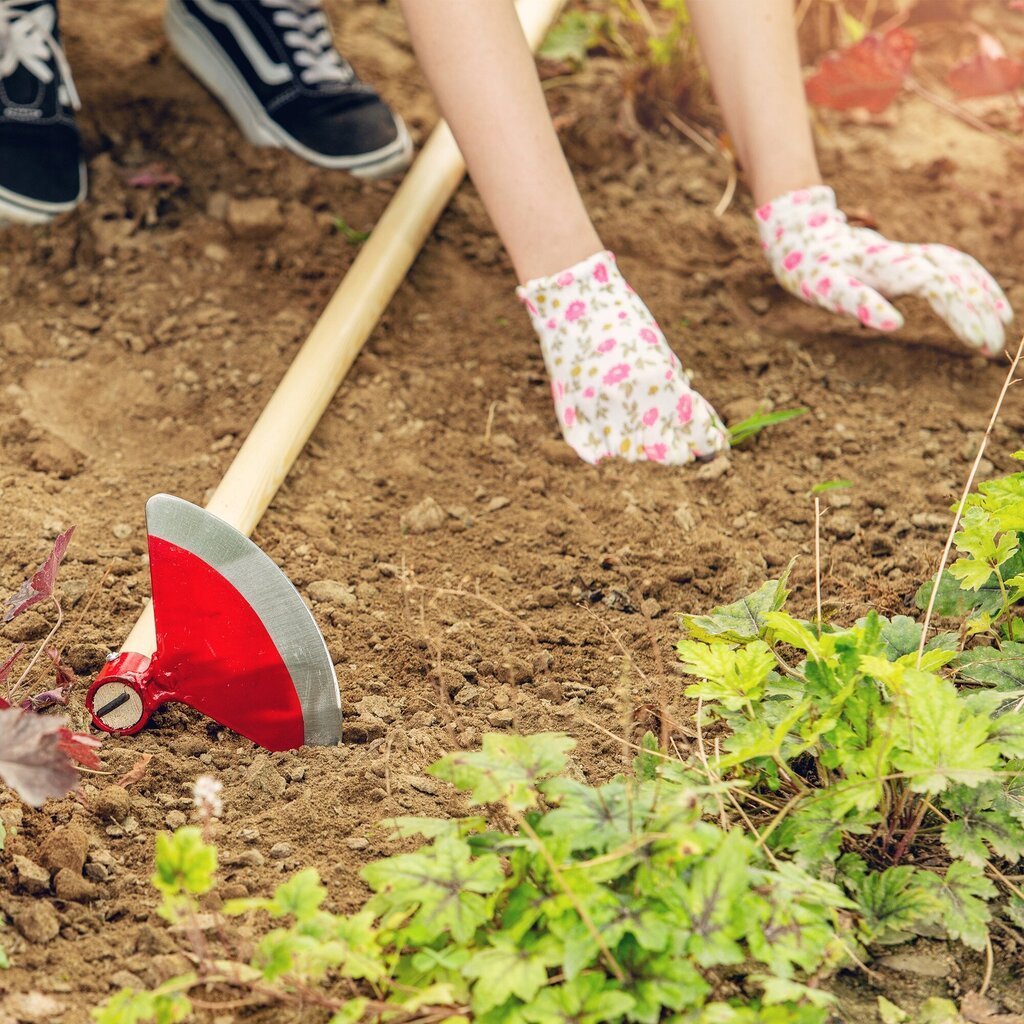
[120,0,566,657]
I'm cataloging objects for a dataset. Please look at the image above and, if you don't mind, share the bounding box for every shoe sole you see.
[164,0,413,179]
[0,163,86,225]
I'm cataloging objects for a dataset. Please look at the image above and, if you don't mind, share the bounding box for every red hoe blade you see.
[86,495,341,750]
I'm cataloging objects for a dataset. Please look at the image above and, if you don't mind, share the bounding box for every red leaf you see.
[20,685,71,712]
[0,644,25,689]
[3,526,75,622]
[47,646,76,691]
[126,164,182,189]
[806,28,917,113]
[117,752,153,788]
[947,35,1024,98]
[0,707,79,806]
[58,728,103,771]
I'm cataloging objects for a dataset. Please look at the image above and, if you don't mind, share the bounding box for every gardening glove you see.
[517,251,729,465]
[756,186,1013,357]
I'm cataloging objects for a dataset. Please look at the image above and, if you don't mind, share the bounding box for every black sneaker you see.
[165,0,412,179]
[0,0,85,223]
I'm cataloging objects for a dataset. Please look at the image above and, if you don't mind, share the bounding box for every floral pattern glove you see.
[517,251,728,465]
[756,186,1013,356]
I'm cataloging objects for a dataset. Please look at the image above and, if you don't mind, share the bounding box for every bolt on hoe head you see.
[86,495,342,751]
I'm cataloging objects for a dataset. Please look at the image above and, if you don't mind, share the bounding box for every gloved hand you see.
[517,251,729,465]
[756,186,1013,356]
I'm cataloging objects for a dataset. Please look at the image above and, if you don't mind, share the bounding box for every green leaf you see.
[840,858,942,943]
[521,973,634,1024]
[539,10,605,65]
[957,642,1024,690]
[382,816,488,840]
[727,407,808,447]
[678,639,776,711]
[681,567,793,644]
[430,732,575,810]
[810,479,852,495]
[917,547,1024,618]
[464,937,557,1013]
[329,999,369,1024]
[363,835,505,943]
[877,996,910,1024]
[940,784,1024,865]
[891,672,1001,794]
[151,828,216,898]
[918,998,964,1024]
[873,615,957,662]
[926,861,996,951]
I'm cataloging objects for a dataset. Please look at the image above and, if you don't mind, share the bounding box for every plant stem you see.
[514,812,627,983]
[10,597,63,701]
[890,797,928,865]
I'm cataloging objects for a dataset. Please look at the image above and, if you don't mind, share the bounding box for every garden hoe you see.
[85,0,565,752]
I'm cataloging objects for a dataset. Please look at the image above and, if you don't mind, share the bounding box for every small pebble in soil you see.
[536,586,558,608]
[40,824,89,874]
[346,837,369,850]
[307,579,357,606]
[270,842,293,860]
[6,992,65,1022]
[93,785,131,823]
[488,709,515,728]
[400,496,447,534]
[14,901,60,944]
[53,867,98,902]
[12,855,50,895]
[165,810,187,828]
[111,522,133,540]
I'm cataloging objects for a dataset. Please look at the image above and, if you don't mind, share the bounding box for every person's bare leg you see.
[397,0,600,282]
[688,0,822,205]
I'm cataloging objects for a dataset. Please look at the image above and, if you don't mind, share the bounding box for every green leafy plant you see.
[675,458,1024,955]
[95,733,849,1024]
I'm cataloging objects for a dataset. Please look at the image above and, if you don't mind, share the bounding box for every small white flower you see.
[192,775,223,818]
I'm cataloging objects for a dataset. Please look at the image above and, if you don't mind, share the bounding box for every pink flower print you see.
[815,277,831,296]
[524,298,537,315]
[848,277,863,289]
[857,304,871,325]
[602,363,630,386]
[817,253,830,263]
[677,394,693,424]
[644,443,668,462]
[756,202,772,221]
[642,407,659,427]
[556,272,574,287]
[792,190,810,203]
[593,262,608,283]
[618,311,627,320]
[625,283,635,294]
[949,274,961,285]
[783,251,803,271]
[801,281,813,300]
[996,299,1006,312]
[775,227,784,242]
[563,407,576,426]
[880,319,897,331]
[807,213,828,228]
[565,300,586,322]
[546,318,557,330]
[665,369,674,381]
[596,338,616,353]
[866,244,887,254]
[583,386,595,398]
[552,380,565,400]
[639,327,658,345]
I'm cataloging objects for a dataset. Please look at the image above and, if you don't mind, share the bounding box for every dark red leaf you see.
[947,35,1024,98]
[806,28,917,114]
[46,646,76,692]
[0,644,25,689]
[3,526,75,622]
[0,707,79,806]
[58,729,103,771]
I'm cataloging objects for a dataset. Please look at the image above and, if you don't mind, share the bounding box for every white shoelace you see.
[259,0,353,87]
[0,0,80,109]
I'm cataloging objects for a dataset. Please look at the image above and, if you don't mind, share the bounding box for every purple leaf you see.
[0,707,79,806]
[20,685,71,712]
[4,527,75,622]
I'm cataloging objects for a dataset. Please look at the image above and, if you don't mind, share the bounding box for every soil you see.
[2,2,1024,1022]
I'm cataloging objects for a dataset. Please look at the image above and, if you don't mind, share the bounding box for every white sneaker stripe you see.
[192,0,292,86]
